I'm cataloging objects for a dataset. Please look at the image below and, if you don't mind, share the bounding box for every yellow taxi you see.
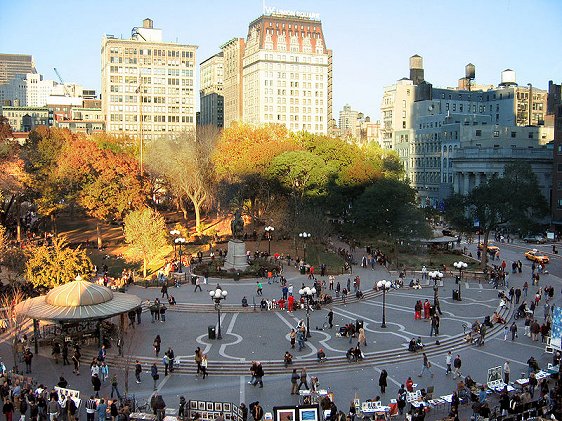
[478,243,500,253]
[524,249,549,264]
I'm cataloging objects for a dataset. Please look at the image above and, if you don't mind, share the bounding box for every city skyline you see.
[1,0,561,121]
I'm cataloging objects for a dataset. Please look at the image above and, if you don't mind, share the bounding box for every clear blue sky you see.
[1,0,561,120]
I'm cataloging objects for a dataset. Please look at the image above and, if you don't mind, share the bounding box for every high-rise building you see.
[224,11,331,134]
[338,104,359,134]
[0,54,36,86]
[549,81,562,226]
[101,18,197,140]
[0,73,55,107]
[221,38,245,128]
[199,52,224,127]
[381,57,554,207]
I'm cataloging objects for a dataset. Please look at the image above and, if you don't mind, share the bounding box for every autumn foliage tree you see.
[57,134,150,248]
[123,207,168,278]
[25,236,93,288]
[146,127,218,234]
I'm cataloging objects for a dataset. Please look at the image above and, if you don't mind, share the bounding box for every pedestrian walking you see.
[194,277,202,292]
[503,361,510,384]
[61,342,70,366]
[23,348,33,374]
[135,360,142,383]
[110,374,121,399]
[153,335,161,357]
[151,363,159,391]
[52,342,61,364]
[453,354,462,379]
[378,369,388,394]
[290,369,299,395]
[200,354,208,379]
[298,368,309,390]
[85,397,97,421]
[72,348,80,375]
[445,351,452,375]
[256,282,263,296]
[289,329,296,349]
[91,374,101,398]
[194,347,203,377]
[510,322,518,341]
[97,400,107,421]
[161,284,168,299]
[418,353,433,377]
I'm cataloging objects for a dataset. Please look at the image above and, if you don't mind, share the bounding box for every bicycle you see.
[316,315,331,331]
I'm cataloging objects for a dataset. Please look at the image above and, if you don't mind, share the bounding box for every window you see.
[558,199,562,209]
[493,131,499,137]
[558,164,562,172]
[511,131,517,138]
[528,132,534,139]
[476,130,482,137]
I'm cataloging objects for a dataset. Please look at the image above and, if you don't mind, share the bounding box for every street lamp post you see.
[299,232,311,263]
[299,286,316,338]
[376,280,392,328]
[170,229,180,261]
[209,287,228,340]
[429,270,444,303]
[265,226,275,256]
[175,237,186,273]
[453,261,467,301]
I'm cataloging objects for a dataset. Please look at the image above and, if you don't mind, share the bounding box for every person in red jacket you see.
[288,295,294,312]
[423,300,431,319]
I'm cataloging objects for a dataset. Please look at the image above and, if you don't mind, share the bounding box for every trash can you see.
[208,326,216,340]
[300,266,306,274]
[356,319,364,331]
[452,290,459,301]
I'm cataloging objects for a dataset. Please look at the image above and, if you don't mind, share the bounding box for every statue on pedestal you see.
[230,209,244,240]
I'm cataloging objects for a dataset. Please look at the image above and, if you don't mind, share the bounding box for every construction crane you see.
[53,67,72,97]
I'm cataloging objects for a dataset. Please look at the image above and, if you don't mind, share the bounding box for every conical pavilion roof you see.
[16,280,141,322]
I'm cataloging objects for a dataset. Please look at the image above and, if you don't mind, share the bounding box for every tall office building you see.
[0,73,55,107]
[0,54,36,85]
[199,52,224,127]
[101,18,197,140]
[225,11,331,134]
[221,38,245,128]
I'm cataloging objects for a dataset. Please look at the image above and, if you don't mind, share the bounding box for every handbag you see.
[154,374,160,380]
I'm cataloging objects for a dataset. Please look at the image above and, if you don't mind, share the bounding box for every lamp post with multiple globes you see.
[170,229,180,261]
[298,286,316,338]
[377,280,392,328]
[299,232,311,263]
[265,226,274,255]
[209,287,228,340]
[453,261,467,301]
[174,237,186,273]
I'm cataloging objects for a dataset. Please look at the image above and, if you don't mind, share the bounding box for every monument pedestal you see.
[224,240,248,271]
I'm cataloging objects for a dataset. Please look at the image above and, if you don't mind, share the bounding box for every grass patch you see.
[306,244,345,274]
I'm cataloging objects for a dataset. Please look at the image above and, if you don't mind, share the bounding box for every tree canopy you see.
[444,162,549,267]
[123,207,169,278]
[25,236,93,288]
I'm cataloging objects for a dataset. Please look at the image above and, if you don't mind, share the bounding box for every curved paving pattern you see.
[79,293,514,376]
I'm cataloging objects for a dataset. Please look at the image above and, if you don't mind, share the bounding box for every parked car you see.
[524,249,549,264]
[523,235,546,244]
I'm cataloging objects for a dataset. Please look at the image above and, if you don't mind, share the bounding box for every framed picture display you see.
[223,403,231,413]
[198,402,206,411]
[206,402,214,411]
[273,406,297,421]
[190,401,198,410]
[298,406,319,421]
[232,404,238,416]
[201,412,208,420]
[225,414,232,421]
[215,403,223,412]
